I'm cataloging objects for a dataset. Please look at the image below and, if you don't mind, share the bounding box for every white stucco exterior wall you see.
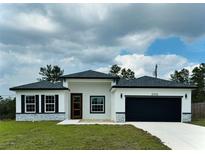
[67,79,112,120]
[112,88,192,113]
[14,80,193,122]
[16,90,68,113]
[111,92,116,121]
[112,88,192,122]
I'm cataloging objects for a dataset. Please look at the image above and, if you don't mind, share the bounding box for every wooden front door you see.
[71,93,82,119]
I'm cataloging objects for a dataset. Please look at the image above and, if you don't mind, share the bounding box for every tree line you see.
[0,97,16,120]
[170,63,205,103]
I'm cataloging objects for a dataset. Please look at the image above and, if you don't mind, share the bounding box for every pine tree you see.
[38,65,64,82]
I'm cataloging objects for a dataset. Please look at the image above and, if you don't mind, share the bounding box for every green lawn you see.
[191,119,205,127]
[0,121,169,150]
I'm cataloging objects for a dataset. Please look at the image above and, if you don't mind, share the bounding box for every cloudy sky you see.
[0,3,205,96]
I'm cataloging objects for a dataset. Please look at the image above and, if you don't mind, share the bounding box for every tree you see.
[120,68,135,79]
[38,65,64,82]
[0,96,3,101]
[170,63,205,103]
[170,68,190,84]
[191,63,205,102]
[109,64,121,77]
[109,64,135,79]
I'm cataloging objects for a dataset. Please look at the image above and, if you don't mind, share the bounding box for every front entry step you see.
[57,119,80,125]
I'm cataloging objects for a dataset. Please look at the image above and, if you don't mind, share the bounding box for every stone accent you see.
[16,113,66,121]
[182,113,191,122]
[116,112,125,123]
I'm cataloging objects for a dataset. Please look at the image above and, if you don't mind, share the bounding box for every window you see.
[45,95,55,113]
[90,96,105,113]
[25,95,36,113]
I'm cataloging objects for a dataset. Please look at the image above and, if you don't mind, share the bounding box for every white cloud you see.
[59,57,76,65]
[98,54,194,79]
[117,30,160,53]
[0,66,40,96]
[0,50,42,67]
[18,13,59,32]
[1,12,59,33]
[115,54,190,78]
[0,50,81,95]
[77,4,109,23]
[96,66,111,73]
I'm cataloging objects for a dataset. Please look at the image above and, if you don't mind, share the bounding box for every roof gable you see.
[60,70,117,79]
[10,80,68,91]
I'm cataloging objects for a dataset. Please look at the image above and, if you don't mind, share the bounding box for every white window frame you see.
[25,95,36,113]
[90,96,105,113]
[45,95,55,113]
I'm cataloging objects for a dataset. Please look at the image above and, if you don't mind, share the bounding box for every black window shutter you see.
[35,95,39,113]
[21,95,25,113]
[55,95,59,113]
[41,95,45,113]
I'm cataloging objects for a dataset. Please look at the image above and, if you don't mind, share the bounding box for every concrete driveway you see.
[130,122,205,150]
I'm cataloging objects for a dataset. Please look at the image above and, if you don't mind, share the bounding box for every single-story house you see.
[10,70,196,122]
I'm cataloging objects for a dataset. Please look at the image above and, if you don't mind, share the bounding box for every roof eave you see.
[9,88,69,91]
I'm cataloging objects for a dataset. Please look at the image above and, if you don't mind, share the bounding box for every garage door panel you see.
[125,97,181,122]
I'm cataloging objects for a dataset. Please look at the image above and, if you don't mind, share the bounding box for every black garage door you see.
[125,97,181,122]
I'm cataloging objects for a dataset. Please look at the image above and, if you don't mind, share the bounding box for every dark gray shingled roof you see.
[60,70,117,79]
[10,72,196,91]
[112,76,196,88]
[10,80,68,90]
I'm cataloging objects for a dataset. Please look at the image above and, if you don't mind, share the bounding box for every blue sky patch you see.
[147,36,205,63]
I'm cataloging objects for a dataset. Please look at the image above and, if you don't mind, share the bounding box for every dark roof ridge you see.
[60,69,117,79]
[69,69,108,75]
[136,75,193,85]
